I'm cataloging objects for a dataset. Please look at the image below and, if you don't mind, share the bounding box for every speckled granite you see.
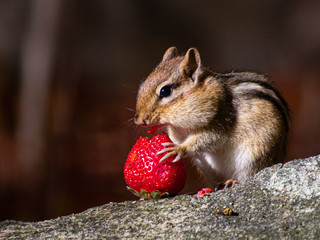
[1,155,320,239]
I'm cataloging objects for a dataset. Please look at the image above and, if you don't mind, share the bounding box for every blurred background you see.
[0,0,319,221]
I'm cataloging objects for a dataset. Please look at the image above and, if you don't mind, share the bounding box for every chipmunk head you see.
[135,47,224,130]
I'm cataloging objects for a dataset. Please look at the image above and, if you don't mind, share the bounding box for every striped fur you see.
[135,47,290,187]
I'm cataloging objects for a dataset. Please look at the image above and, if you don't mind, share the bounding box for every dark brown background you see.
[0,0,319,221]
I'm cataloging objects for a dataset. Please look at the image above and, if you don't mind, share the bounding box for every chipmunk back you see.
[134,47,290,188]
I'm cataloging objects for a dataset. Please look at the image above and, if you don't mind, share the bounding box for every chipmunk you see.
[134,47,290,189]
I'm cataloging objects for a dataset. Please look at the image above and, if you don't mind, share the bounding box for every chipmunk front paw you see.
[157,142,181,163]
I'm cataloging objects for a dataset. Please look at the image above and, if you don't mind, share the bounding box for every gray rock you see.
[1,155,320,239]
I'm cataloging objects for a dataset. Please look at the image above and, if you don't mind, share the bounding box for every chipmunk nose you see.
[134,113,147,126]
[134,114,139,124]
[134,113,138,121]
[142,119,147,125]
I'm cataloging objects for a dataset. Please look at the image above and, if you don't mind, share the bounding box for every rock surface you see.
[1,155,320,239]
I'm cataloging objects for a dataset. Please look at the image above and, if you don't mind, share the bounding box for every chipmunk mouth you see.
[146,124,167,134]
[135,116,167,134]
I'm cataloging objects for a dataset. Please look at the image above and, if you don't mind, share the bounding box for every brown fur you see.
[134,47,290,187]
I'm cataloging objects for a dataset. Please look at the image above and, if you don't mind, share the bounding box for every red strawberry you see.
[196,188,212,198]
[124,132,186,199]
[147,125,160,134]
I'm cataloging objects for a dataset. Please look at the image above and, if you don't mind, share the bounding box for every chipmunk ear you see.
[162,47,178,62]
[180,48,201,80]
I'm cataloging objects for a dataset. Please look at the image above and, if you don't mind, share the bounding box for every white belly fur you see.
[191,143,254,185]
[167,126,254,185]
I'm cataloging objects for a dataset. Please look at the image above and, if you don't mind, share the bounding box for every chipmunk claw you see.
[157,142,181,163]
[172,154,181,163]
[214,179,239,191]
[161,142,175,147]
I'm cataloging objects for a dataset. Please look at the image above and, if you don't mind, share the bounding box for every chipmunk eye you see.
[159,85,172,98]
